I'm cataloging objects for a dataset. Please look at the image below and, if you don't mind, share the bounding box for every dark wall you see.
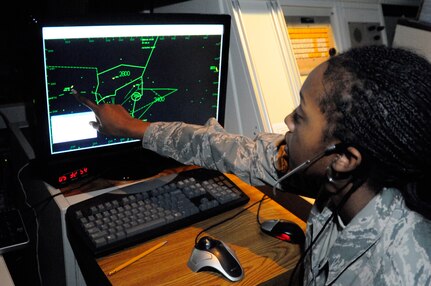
[0,0,188,105]
[0,0,88,104]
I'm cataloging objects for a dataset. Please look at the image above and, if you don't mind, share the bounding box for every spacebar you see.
[125,218,166,237]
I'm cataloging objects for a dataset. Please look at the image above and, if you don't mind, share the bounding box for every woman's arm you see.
[142,118,286,186]
[75,90,287,186]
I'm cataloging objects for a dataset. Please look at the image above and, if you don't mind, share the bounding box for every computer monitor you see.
[31,13,231,187]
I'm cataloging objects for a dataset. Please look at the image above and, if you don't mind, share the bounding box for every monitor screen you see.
[31,13,231,187]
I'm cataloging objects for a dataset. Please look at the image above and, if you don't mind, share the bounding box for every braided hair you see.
[320,45,431,219]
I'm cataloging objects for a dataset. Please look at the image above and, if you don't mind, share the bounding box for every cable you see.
[17,163,43,286]
[194,194,269,245]
[29,173,102,211]
[0,111,42,285]
[256,194,268,226]
[287,177,365,286]
[28,164,122,212]
[0,110,9,126]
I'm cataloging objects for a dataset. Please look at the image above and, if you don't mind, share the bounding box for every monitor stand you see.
[97,149,183,182]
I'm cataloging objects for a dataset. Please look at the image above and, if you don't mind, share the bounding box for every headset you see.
[270,142,366,286]
[272,143,348,195]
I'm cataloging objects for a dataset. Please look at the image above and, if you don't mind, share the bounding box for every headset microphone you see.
[272,143,346,195]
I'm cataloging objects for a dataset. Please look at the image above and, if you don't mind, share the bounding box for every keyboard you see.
[65,168,250,257]
[0,208,29,254]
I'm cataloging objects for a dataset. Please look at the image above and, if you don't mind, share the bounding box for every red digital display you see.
[57,167,89,185]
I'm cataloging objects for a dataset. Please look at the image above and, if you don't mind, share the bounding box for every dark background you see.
[0,0,189,105]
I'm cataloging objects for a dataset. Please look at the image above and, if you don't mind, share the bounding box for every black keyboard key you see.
[66,168,249,257]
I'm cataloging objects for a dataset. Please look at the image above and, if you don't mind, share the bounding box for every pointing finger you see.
[72,89,98,111]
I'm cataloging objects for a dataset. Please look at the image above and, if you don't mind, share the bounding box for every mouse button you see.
[277,223,305,244]
[272,221,290,233]
[214,244,242,278]
[196,236,214,250]
[275,233,292,242]
[260,219,279,232]
[226,262,243,278]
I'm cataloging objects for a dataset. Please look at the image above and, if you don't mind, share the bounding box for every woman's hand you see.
[275,144,289,173]
[73,90,150,139]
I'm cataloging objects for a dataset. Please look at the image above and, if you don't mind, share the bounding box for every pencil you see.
[108,240,168,276]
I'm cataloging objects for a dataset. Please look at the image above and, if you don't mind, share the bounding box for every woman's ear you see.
[331,147,362,173]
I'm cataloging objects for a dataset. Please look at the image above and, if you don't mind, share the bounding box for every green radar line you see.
[47,36,179,120]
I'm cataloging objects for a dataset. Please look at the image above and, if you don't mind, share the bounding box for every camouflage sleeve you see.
[142,118,285,186]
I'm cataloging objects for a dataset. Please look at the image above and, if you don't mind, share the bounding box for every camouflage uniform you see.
[142,118,431,285]
[305,188,431,285]
[142,118,285,187]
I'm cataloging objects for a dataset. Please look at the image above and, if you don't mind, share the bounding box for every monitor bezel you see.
[30,13,231,187]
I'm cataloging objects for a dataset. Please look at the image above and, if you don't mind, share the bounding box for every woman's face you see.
[284,62,338,177]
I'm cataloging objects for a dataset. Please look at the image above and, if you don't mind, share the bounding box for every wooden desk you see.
[67,172,308,285]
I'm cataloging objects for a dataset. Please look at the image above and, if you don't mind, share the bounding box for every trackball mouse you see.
[187,236,244,282]
[260,219,305,244]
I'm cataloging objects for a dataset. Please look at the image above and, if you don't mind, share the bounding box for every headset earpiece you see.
[325,143,351,156]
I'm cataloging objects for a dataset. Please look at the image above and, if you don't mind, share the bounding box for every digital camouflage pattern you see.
[305,188,431,285]
[142,118,431,285]
[142,118,285,187]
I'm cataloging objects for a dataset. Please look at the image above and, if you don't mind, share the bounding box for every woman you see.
[75,45,431,285]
